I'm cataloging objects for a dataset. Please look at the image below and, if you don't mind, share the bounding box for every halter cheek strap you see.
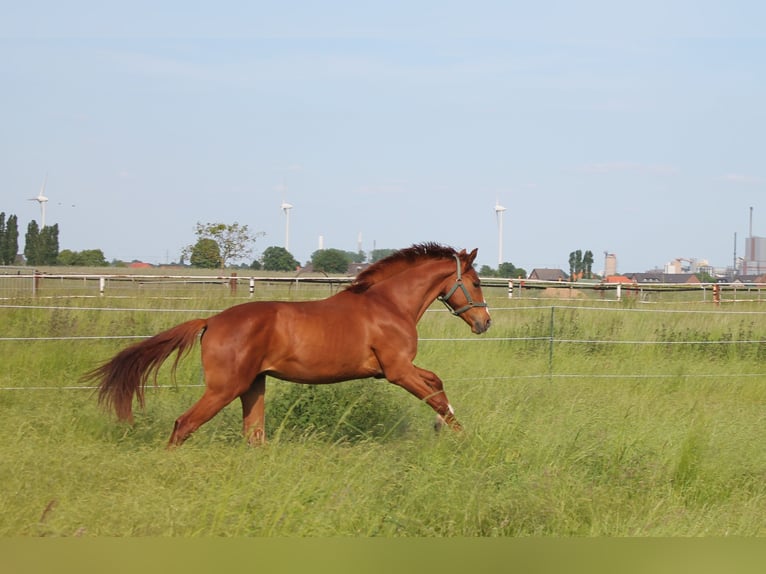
[438,254,489,316]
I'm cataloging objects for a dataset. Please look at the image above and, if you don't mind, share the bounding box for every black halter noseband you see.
[437,254,488,316]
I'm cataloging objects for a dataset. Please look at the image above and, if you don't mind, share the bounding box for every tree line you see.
[184,222,401,273]
[1,210,109,266]
[1,212,63,266]
[2,213,530,276]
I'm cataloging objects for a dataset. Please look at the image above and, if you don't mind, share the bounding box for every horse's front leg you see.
[388,364,462,431]
[413,366,462,431]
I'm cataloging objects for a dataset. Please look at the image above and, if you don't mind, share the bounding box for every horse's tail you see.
[83,318,208,422]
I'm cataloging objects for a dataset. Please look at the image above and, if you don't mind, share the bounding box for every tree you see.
[58,249,108,266]
[582,250,594,279]
[261,246,299,272]
[569,249,594,280]
[189,238,221,269]
[189,222,264,269]
[24,221,40,265]
[479,265,496,277]
[57,249,77,266]
[370,248,396,263]
[568,249,583,280]
[346,250,366,264]
[311,248,351,273]
[479,262,527,278]
[5,214,19,264]
[39,224,59,265]
[498,262,527,278]
[26,221,60,266]
[0,213,19,265]
[696,270,716,283]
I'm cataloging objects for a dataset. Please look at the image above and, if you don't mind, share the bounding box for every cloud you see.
[577,162,679,176]
[722,173,764,185]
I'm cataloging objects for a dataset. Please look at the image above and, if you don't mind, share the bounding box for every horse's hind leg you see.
[240,374,266,445]
[167,388,238,448]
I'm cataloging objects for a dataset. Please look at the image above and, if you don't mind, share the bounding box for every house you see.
[623,272,700,284]
[128,261,153,269]
[602,275,634,284]
[527,268,569,281]
[731,274,766,286]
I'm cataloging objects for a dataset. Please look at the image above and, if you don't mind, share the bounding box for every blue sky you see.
[2,1,765,273]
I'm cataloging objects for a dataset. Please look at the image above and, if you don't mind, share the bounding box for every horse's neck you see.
[369,259,452,321]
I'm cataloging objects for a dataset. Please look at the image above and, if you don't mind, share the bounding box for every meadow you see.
[1,278,765,536]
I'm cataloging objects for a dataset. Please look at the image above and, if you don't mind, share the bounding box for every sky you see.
[2,1,765,273]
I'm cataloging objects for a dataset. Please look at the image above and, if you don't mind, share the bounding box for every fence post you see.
[99,276,106,296]
[508,279,513,299]
[549,306,555,381]
[713,283,721,307]
[616,283,621,302]
[229,272,238,295]
[249,277,255,297]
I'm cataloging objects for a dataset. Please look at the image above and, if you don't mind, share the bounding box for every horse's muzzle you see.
[472,316,491,334]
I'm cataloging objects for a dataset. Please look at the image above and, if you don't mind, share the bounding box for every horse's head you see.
[438,248,491,334]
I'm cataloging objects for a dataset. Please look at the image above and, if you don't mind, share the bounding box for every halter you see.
[438,254,489,316]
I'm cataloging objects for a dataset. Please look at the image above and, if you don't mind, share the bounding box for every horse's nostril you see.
[474,317,491,334]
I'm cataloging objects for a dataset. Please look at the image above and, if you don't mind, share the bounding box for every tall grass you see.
[1,290,765,536]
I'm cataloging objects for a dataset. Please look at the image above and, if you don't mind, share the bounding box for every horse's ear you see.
[466,248,478,266]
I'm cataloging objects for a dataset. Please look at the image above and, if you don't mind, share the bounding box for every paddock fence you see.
[0,271,353,300]
[3,271,766,304]
[3,294,766,392]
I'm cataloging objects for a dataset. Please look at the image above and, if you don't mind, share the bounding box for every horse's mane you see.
[346,242,458,293]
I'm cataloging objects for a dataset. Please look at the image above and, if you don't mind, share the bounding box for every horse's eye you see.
[473,281,481,288]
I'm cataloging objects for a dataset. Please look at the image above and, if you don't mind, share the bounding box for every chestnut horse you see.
[84,243,491,447]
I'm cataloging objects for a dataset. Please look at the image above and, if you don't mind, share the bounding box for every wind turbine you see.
[281,199,294,251]
[29,174,50,228]
[494,200,507,267]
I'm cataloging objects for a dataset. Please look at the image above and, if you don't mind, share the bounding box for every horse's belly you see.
[268,364,381,384]
[265,349,382,384]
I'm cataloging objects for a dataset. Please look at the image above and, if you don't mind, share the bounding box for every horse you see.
[83,243,491,447]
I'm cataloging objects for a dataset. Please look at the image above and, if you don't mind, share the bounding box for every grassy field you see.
[1,284,765,536]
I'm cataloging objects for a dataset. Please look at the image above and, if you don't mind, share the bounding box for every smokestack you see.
[750,206,753,237]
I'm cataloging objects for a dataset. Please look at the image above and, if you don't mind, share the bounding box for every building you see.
[743,236,766,275]
[623,272,701,285]
[528,268,569,281]
[664,258,712,275]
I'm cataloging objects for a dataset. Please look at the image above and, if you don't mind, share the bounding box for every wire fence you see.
[4,271,766,304]
[4,298,766,392]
